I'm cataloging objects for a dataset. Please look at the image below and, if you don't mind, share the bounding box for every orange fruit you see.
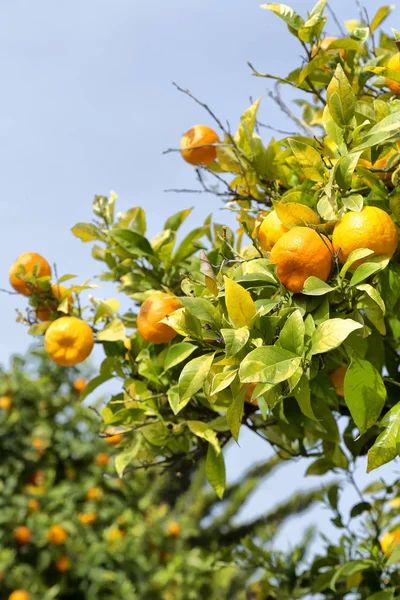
[386,53,400,95]
[55,555,71,572]
[0,396,12,411]
[27,499,40,512]
[167,521,181,537]
[78,512,97,525]
[381,528,400,554]
[107,527,125,542]
[36,284,72,321]
[241,382,257,405]
[258,210,289,252]
[9,592,30,600]
[44,316,94,366]
[13,526,31,545]
[332,206,398,267]
[86,487,103,501]
[311,36,345,62]
[104,428,123,446]
[73,378,87,393]
[180,125,220,166]
[358,149,397,182]
[9,252,51,296]
[31,437,47,452]
[137,292,182,344]
[328,366,347,397]
[270,228,333,293]
[95,453,110,467]
[30,470,45,486]
[47,525,67,545]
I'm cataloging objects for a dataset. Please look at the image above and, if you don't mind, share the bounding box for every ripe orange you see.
[180,125,220,166]
[107,527,125,542]
[386,53,400,95]
[270,228,333,293]
[332,206,398,267]
[31,438,47,452]
[9,252,51,296]
[0,396,12,411]
[30,470,45,486]
[95,453,110,467]
[47,525,67,545]
[9,592,30,600]
[167,521,181,537]
[27,499,40,512]
[55,555,71,572]
[328,366,347,397]
[242,382,257,405]
[36,284,72,321]
[86,487,103,501]
[13,526,31,545]
[311,36,345,62]
[137,292,182,344]
[104,428,123,446]
[381,528,400,554]
[258,210,289,252]
[73,377,87,393]
[44,316,94,366]
[358,149,397,182]
[78,512,97,525]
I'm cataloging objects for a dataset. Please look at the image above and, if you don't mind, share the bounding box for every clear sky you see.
[1,0,398,553]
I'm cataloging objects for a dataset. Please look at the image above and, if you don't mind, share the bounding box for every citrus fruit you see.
[13,526,31,545]
[358,149,397,182]
[328,366,347,397]
[31,470,45,486]
[95,453,110,466]
[87,487,103,501]
[48,525,67,545]
[78,512,97,525]
[311,36,345,62]
[167,521,181,537]
[104,428,123,446]
[137,292,182,344]
[9,252,51,296]
[73,377,86,393]
[180,125,220,166]
[55,555,71,572]
[385,53,400,95]
[36,284,72,321]
[270,228,333,293]
[242,382,257,405]
[332,206,398,267]
[44,316,94,366]
[107,527,125,542]
[27,499,40,512]
[258,210,289,251]
[0,396,12,411]
[9,592,30,600]
[390,497,400,509]
[381,528,400,554]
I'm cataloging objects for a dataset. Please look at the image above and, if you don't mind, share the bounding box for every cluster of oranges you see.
[9,253,94,367]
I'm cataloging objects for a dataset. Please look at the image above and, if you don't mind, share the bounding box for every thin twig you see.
[327,2,346,37]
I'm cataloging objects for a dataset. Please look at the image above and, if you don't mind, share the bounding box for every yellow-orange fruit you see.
[27,499,40,512]
[258,211,289,251]
[44,317,94,367]
[95,453,110,466]
[328,366,347,397]
[104,428,123,446]
[180,125,220,166]
[9,592,30,600]
[13,526,31,545]
[78,512,97,525]
[167,522,181,537]
[55,555,71,572]
[86,487,103,501]
[9,252,51,296]
[386,53,400,95]
[270,228,333,293]
[137,292,182,344]
[47,525,68,545]
[73,378,87,393]
[107,527,125,542]
[0,396,12,411]
[381,528,400,554]
[332,206,398,268]
[358,149,397,182]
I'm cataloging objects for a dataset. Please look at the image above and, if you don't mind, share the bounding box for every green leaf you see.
[340,248,374,278]
[187,420,221,454]
[298,12,326,43]
[335,152,362,191]
[224,277,256,328]
[115,438,141,478]
[206,444,226,499]
[370,5,394,32]
[234,98,261,155]
[330,560,373,591]
[71,223,101,242]
[163,343,197,371]
[350,501,371,518]
[350,256,390,286]
[239,346,302,384]
[344,357,386,434]
[227,393,244,442]
[173,227,206,264]
[221,327,250,357]
[167,385,180,415]
[311,318,362,355]
[164,208,193,232]
[342,194,363,212]
[97,319,126,342]
[109,229,154,257]
[210,369,238,396]
[327,65,356,128]
[261,3,305,34]
[356,284,385,314]
[288,138,325,182]
[79,373,113,403]
[178,353,215,407]
[278,310,305,355]
[294,375,316,420]
[367,402,400,472]
[303,277,335,296]
[352,111,400,152]
[180,297,220,325]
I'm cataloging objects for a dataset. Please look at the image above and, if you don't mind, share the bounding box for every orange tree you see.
[0,348,334,600]
[9,1,400,597]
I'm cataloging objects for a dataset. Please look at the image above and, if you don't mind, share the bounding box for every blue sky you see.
[1,0,398,552]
